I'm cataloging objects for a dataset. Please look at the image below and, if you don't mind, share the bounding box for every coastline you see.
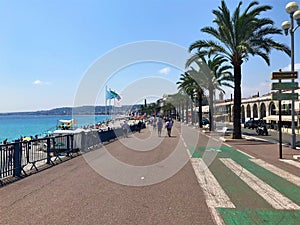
[0,114,112,143]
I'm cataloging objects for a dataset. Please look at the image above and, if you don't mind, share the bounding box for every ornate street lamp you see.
[282,2,300,149]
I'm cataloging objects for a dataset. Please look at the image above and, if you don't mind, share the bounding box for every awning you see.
[59,119,74,123]
[263,115,298,122]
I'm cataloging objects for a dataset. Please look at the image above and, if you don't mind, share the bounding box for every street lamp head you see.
[293,10,300,26]
[286,2,299,14]
[282,21,291,35]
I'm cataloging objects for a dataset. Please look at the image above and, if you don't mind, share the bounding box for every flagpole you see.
[109,99,111,115]
[105,85,107,115]
[113,98,115,118]
[109,88,111,115]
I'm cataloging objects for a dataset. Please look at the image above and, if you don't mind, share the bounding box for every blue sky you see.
[0,0,299,112]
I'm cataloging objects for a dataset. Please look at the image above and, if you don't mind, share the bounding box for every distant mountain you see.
[0,105,142,116]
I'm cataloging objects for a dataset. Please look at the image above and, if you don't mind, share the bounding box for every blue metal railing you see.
[0,123,145,184]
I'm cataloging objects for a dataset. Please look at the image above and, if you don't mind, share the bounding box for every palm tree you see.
[189,0,290,138]
[177,72,204,128]
[187,55,233,130]
[194,86,204,128]
[177,91,186,122]
[167,92,186,121]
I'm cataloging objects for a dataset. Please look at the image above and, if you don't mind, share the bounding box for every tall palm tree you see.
[177,72,194,124]
[189,1,290,138]
[170,92,186,121]
[187,55,233,130]
[194,86,204,128]
[178,91,186,122]
[177,72,204,127]
[164,92,184,120]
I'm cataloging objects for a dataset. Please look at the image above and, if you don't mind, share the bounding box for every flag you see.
[106,89,121,100]
[110,90,121,100]
[106,90,115,100]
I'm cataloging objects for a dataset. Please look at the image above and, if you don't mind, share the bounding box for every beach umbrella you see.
[23,137,31,141]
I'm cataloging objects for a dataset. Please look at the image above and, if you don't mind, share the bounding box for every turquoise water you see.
[0,115,111,142]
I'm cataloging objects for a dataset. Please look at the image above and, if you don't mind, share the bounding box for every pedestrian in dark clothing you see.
[166,119,173,137]
[137,120,142,133]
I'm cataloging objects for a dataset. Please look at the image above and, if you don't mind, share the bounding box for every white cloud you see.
[159,67,170,75]
[282,63,300,71]
[33,80,42,85]
[33,80,51,86]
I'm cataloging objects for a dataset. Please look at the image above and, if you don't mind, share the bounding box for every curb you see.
[293,155,300,161]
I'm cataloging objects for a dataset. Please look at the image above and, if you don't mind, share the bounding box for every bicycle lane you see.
[182,124,300,225]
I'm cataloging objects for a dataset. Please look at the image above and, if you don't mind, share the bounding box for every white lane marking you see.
[186,148,192,158]
[251,159,300,187]
[183,123,230,225]
[191,158,235,209]
[191,158,234,225]
[180,134,191,158]
[183,142,187,148]
[220,158,300,210]
[279,159,300,169]
[208,206,226,225]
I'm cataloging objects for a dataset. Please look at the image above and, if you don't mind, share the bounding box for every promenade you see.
[0,122,300,225]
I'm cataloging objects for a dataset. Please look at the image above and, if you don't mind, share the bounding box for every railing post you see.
[81,131,86,151]
[71,135,74,150]
[0,147,2,178]
[46,138,51,164]
[66,135,70,156]
[13,141,22,177]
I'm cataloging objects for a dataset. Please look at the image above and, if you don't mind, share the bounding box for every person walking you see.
[157,118,163,137]
[153,118,157,131]
[122,121,129,138]
[137,120,142,133]
[166,119,173,137]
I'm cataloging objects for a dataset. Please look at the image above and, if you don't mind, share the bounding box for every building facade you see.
[210,89,300,127]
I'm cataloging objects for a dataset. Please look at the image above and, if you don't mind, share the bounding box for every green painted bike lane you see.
[189,145,300,225]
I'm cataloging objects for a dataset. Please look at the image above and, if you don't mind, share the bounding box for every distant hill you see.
[0,105,142,116]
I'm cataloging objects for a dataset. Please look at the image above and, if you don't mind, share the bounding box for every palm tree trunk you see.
[209,87,214,131]
[185,95,189,124]
[232,63,242,139]
[198,90,203,128]
[181,99,184,122]
[180,99,184,122]
[190,95,194,125]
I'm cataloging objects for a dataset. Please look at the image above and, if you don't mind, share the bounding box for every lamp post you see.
[282,2,300,149]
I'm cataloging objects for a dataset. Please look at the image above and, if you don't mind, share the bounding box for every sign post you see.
[279,103,283,158]
[271,70,298,159]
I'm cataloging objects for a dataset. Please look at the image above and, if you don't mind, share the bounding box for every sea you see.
[0,115,112,143]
